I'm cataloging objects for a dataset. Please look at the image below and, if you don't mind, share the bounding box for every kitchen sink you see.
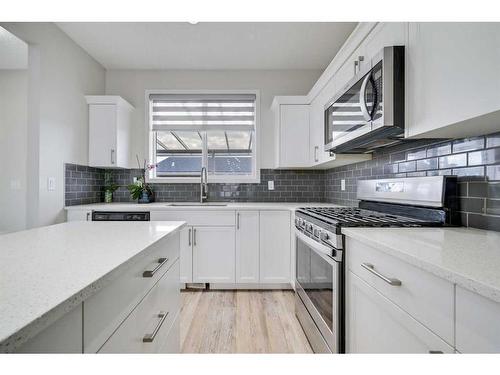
[166,202,228,207]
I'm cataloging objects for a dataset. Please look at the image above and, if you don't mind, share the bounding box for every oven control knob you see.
[320,232,329,241]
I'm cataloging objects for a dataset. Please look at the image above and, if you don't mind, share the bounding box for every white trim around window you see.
[145,89,261,184]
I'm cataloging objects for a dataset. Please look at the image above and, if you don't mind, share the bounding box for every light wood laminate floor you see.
[180,290,313,353]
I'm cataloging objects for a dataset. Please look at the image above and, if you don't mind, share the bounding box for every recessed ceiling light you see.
[188,21,199,25]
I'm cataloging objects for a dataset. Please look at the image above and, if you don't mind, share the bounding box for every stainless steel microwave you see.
[324,46,405,154]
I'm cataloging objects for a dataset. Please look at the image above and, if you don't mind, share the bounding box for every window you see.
[148,92,259,182]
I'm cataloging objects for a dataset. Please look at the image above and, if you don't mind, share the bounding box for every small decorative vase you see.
[138,190,154,204]
[104,190,113,203]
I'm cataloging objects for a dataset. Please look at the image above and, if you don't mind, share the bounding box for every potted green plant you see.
[103,171,119,203]
[127,156,156,204]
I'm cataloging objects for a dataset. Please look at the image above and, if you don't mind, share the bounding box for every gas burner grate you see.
[296,207,435,228]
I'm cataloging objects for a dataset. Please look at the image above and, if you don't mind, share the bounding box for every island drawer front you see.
[346,237,454,345]
[456,286,500,353]
[150,210,235,226]
[84,232,180,353]
[98,260,180,353]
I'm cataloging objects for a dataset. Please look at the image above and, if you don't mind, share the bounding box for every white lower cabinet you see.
[179,226,193,283]
[259,211,291,283]
[66,210,91,221]
[235,211,260,283]
[15,304,83,353]
[192,226,236,283]
[456,286,500,353]
[346,271,454,353]
[99,260,181,353]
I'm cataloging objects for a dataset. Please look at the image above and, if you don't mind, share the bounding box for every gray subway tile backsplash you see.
[452,137,485,153]
[468,148,500,166]
[439,153,467,169]
[416,157,438,171]
[426,142,451,157]
[65,131,500,231]
[486,133,500,148]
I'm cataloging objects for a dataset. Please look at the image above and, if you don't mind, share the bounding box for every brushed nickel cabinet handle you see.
[354,60,359,75]
[86,212,90,221]
[361,263,402,286]
[142,257,168,278]
[429,350,444,354]
[142,311,169,343]
[193,228,197,246]
[314,146,319,162]
[188,228,192,246]
[237,213,240,230]
[110,149,115,164]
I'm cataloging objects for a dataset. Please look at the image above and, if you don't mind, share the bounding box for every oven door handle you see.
[296,231,340,264]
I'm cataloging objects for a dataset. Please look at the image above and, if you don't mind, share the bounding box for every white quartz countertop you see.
[0,221,185,352]
[342,227,500,303]
[64,202,341,212]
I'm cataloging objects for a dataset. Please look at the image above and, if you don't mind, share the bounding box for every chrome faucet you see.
[200,167,208,203]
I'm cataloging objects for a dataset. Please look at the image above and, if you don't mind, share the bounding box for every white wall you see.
[2,23,106,227]
[105,69,321,169]
[0,70,27,233]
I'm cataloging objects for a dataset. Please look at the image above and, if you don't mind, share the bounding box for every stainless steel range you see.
[294,176,459,353]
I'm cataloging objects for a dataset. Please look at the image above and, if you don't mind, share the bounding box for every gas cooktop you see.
[296,207,437,227]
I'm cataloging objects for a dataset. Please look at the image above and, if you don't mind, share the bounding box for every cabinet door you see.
[66,210,91,222]
[407,22,500,138]
[235,211,260,283]
[16,304,83,353]
[259,211,291,283]
[179,226,193,284]
[278,105,310,168]
[456,286,500,353]
[363,22,407,64]
[192,226,236,283]
[88,104,117,168]
[346,271,454,353]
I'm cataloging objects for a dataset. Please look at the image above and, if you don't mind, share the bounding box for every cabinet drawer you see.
[84,232,180,352]
[346,237,454,344]
[456,286,500,353]
[99,260,180,353]
[151,210,235,226]
[347,272,454,353]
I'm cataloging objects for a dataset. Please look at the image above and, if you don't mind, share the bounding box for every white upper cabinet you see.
[86,96,134,168]
[272,97,310,168]
[407,23,500,138]
[363,22,407,66]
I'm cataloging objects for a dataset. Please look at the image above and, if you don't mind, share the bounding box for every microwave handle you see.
[359,72,372,122]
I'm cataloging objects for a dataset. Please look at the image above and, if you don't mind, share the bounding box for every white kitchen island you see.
[0,221,185,353]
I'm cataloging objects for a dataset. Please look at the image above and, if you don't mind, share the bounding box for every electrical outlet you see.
[47,177,56,191]
[341,179,346,191]
[268,180,275,190]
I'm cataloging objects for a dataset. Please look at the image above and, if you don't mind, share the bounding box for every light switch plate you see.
[47,177,56,191]
[268,180,275,190]
[341,179,346,191]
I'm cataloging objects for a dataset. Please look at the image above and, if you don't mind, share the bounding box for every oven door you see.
[295,231,341,353]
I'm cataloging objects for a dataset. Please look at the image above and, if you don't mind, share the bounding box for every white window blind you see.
[150,93,256,132]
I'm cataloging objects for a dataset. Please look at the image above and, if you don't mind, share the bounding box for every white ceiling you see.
[56,22,357,70]
[0,26,28,69]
